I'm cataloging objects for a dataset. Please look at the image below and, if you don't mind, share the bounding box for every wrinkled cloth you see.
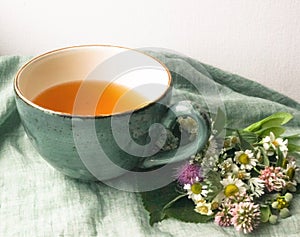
[0,53,300,237]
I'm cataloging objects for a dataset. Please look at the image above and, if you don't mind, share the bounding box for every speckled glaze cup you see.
[14,45,210,181]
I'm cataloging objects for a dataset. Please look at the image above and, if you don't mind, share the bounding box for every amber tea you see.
[32,80,149,115]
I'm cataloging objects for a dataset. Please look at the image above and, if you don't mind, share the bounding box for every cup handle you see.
[139,101,210,169]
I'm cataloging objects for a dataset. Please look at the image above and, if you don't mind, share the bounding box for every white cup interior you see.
[15,45,171,114]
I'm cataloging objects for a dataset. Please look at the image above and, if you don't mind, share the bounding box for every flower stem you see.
[162,194,188,211]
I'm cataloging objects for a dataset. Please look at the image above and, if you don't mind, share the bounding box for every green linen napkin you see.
[1,53,300,237]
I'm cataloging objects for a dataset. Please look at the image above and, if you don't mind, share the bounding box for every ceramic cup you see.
[14,45,210,181]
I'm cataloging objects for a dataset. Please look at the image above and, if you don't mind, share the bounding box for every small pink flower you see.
[176,162,203,185]
[228,191,253,204]
[259,166,286,192]
[214,200,233,227]
[215,192,256,231]
[230,202,260,234]
[215,211,232,227]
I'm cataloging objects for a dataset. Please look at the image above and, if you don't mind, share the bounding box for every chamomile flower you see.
[234,150,257,170]
[219,158,239,177]
[195,200,214,216]
[184,180,209,202]
[284,160,300,180]
[217,177,247,200]
[239,170,251,180]
[262,132,288,157]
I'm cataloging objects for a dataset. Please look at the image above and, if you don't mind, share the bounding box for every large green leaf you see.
[238,130,258,144]
[141,182,179,225]
[285,134,300,152]
[237,130,254,151]
[243,112,293,133]
[257,127,286,138]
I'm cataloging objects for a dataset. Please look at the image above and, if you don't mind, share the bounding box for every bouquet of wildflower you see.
[142,112,300,234]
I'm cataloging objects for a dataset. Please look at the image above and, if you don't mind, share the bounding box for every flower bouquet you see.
[142,112,300,234]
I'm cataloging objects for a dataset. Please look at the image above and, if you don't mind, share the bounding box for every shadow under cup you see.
[14,45,173,181]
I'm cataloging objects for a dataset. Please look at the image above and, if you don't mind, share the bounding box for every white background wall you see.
[0,0,299,102]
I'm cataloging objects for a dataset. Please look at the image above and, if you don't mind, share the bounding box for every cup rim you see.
[14,44,172,118]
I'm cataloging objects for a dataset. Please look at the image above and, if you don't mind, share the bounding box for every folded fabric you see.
[0,53,300,237]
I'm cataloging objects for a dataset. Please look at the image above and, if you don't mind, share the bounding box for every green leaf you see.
[258,146,270,166]
[237,130,254,151]
[141,182,180,225]
[260,205,271,223]
[284,134,300,139]
[288,144,300,152]
[257,127,286,138]
[285,134,300,152]
[205,171,223,200]
[276,148,285,167]
[243,112,293,133]
[261,118,287,129]
[238,130,258,144]
[164,197,214,223]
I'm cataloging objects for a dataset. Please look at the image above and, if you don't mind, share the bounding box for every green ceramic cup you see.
[14,45,210,181]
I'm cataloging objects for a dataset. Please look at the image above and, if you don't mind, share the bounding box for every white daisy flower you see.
[285,160,297,178]
[184,180,209,203]
[195,200,214,216]
[216,176,248,200]
[248,177,265,197]
[219,158,239,177]
[232,169,251,180]
[234,150,257,170]
[284,160,300,183]
[262,132,288,157]
[220,159,250,180]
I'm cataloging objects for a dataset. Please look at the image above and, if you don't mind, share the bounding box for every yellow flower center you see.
[224,140,231,148]
[277,197,288,209]
[231,136,238,144]
[197,205,208,214]
[272,140,279,147]
[287,167,295,180]
[211,202,219,210]
[224,184,239,197]
[237,171,245,179]
[191,183,202,194]
[238,153,250,164]
[224,163,232,172]
[282,158,288,169]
